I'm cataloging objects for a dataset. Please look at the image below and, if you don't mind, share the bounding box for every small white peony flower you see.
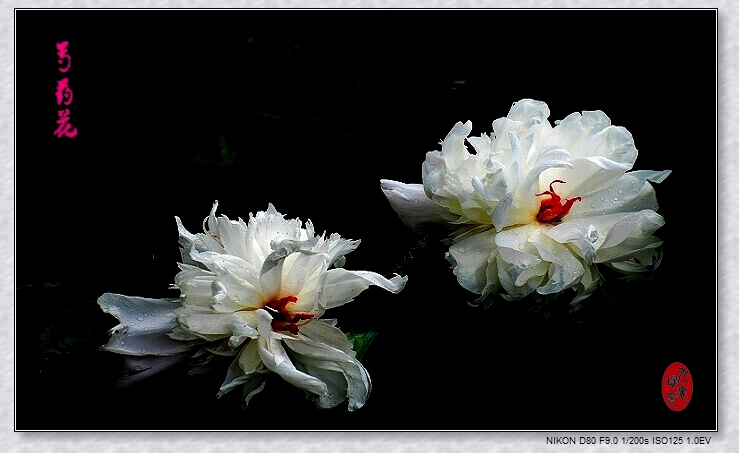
[381,99,669,309]
[99,202,407,411]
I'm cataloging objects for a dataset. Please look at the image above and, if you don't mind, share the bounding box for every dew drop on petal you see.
[587,225,598,243]
[137,316,144,322]
[614,197,619,201]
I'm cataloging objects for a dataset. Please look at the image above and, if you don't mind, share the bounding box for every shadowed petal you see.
[98,293,195,356]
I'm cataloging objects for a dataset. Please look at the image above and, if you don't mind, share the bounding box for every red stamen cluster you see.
[535,180,581,223]
[266,295,313,334]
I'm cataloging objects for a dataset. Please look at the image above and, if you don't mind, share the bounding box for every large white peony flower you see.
[381,99,669,309]
[99,202,407,411]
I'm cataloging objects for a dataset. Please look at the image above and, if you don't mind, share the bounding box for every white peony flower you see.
[381,99,669,309]
[99,202,407,411]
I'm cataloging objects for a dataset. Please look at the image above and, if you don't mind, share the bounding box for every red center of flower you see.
[266,295,314,335]
[535,180,581,224]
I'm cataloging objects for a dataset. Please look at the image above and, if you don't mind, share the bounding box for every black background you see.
[15,9,716,431]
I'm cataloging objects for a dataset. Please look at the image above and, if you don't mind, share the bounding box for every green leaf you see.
[345,331,378,361]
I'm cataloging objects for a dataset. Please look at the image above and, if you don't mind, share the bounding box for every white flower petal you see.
[98,293,195,356]
[599,210,665,249]
[255,310,328,396]
[630,169,671,184]
[211,213,251,261]
[258,236,323,301]
[318,268,407,310]
[380,179,457,233]
[495,226,552,299]
[174,263,216,308]
[421,121,495,223]
[439,120,473,168]
[386,99,668,306]
[321,233,361,268]
[279,251,329,307]
[206,256,263,309]
[542,155,630,201]
[608,246,663,273]
[447,228,498,295]
[546,222,598,264]
[298,319,355,355]
[228,311,259,348]
[573,172,659,217]
[292,359,350,409]
[496,253,546,300]
[597,236,664,264]
[175,218,199,265]
[240,373,269,408]
[248,204,304,267]
[175,311,234,341]
[218,339,266,397]
[547,110,612,150]
[495,226,542,267]
[507,98,550,125]
[529,236,585,294]
[576,125,637,167]
[284,327,371,411]
[102,201,404,410]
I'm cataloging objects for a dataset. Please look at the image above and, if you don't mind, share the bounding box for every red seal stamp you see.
[662,362,692,411]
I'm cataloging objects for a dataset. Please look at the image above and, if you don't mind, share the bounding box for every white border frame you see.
[7,1,731,452]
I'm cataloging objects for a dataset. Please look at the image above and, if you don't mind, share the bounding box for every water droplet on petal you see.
[614,196,619,201]
[588,228,599,243]
[137,316,144,322]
